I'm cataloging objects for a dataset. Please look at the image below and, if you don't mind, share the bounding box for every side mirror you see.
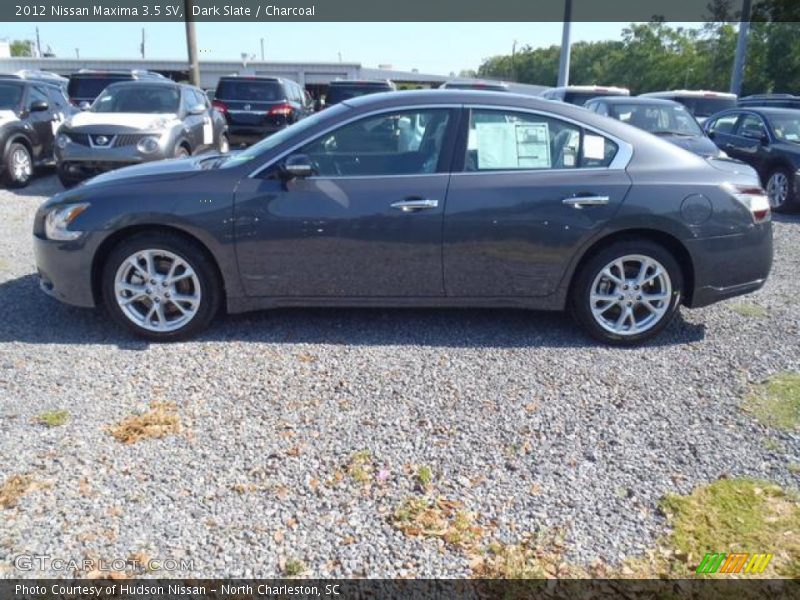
[78,101,91,111]
[281,154,314,178]
[29,100,49,112]
[188,103,206,115]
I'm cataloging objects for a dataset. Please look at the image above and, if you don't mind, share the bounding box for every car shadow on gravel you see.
[0,273,706,349]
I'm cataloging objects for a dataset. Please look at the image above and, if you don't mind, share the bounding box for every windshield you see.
[611,103,703,135]
[674,96,736,118]
[326,85,389,105]
[91,85,180,114]
[0,83,24,111]
[68,76,131,100]
[220,102,350,168]
[770,114,800,143]
[215,79,283,102]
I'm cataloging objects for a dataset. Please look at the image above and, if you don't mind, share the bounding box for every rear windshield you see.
[675,97,737,117]
[326,85,390,105]
[0,82,24,110]
[68,75,132,100]
[215,79,284,101]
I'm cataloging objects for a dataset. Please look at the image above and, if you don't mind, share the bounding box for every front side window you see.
[736,114,767,139]
[92,85,180,114]
[466,109,617,171]
[298,109,451,177]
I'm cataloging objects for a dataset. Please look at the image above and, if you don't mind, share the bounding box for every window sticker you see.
[476,122,550,169]
[583,134,606,160]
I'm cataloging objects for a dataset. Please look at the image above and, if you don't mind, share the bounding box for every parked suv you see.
[55,80,227,187]
[541,85,629,106]
[325,79,395,106]
[640,90,737,123]
[67,69,166,108]
[0,78,75,187]
[738,94,800,110]
[212,76,311,146]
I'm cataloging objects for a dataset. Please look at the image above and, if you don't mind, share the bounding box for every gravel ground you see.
[0,173,798,578]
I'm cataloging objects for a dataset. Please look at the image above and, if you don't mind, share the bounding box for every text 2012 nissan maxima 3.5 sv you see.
[33,90,773,345]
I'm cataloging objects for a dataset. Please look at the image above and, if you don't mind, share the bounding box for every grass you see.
[729,303,768,318]
[283,558,306,577]
[0,475,34,509]
[108,402,182,444]
[744,372,800,430]
[391,495,484,551]
[35,410,69,428]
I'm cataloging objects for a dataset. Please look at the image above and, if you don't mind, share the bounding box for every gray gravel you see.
[0,173,798,578]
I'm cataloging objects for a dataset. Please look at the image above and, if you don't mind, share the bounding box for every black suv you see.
[212,76,312,146]
[325,80,395,107]
[67,69,167,108]
[0,78,75,187]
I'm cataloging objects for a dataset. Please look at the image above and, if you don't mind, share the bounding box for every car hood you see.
[67,111,179,132]
[658,133,722,157]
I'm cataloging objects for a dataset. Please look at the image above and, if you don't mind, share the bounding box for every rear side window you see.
[68,76,131,99]
[465,109,617,171]
[215,79,283,101]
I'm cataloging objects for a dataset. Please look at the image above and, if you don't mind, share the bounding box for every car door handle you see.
[562,195,610,208]
[390,199,439,212]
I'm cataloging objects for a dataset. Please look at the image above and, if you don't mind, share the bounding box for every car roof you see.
[589,96,682,107]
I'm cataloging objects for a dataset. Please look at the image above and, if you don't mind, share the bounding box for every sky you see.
[0,22,703,76]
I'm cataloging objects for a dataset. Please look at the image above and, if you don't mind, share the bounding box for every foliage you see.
[476,19,800,95]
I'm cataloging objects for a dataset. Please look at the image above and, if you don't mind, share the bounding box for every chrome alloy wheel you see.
[589,254,672,336]
[11,146,31,182]
[114,249,202,333]
[767,171,789,208]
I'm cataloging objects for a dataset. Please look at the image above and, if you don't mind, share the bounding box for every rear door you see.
[443,106,632,297]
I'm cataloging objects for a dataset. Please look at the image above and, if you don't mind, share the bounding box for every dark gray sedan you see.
[33,90,773,344]
[55,80,228,187]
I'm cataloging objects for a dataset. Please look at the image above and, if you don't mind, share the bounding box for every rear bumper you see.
[684,223,773,308]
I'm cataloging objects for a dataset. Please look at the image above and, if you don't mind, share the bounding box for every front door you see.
[443,107,632,297]
[234,107,458,297]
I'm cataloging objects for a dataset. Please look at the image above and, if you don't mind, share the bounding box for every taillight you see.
[722,183,771,222]
[212,100,228,114]
[268,103,294,117]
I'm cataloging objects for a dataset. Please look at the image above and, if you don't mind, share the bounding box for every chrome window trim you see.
[247,102,633,179]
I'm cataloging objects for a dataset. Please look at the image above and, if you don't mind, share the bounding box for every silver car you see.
[55,80,228,187]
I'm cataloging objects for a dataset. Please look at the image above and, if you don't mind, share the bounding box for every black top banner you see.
[4,0,800,22]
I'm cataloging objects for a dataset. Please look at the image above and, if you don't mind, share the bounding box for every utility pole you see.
[184,0,200,86]
[35,27,41,57]
[557,0,572,87]
[260,38,265,61]
[730,0,752,96]
[140,28,146,59]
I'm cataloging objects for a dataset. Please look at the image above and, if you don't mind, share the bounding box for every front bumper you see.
[685,223,773,308]
[33,232,98,308]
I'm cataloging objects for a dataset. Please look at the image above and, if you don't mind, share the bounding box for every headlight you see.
[44,203,90,241]
[137,136,160,154]
[56,133,70,149]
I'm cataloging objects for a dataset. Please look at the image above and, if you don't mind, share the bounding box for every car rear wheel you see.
[571,240,683,345]
[4,142,33,188]
[101,233,221,341]
[766,167,795,212]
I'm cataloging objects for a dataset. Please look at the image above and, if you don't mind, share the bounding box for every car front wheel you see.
[4,142,33,188]
[101,233,221,341]
[571,240,683,345]
[766,167,795,212]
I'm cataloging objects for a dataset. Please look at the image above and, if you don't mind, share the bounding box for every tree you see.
[10,40,33,57]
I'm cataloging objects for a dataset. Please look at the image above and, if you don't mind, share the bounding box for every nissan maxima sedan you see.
[34,90,773,344]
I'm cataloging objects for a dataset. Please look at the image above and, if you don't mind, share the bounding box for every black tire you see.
[765,166,796,213]
[3,141,33,188]
[570,239,683,346]
[174,143,191,159]
[101,232,222,342]
[57,163,80,189]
